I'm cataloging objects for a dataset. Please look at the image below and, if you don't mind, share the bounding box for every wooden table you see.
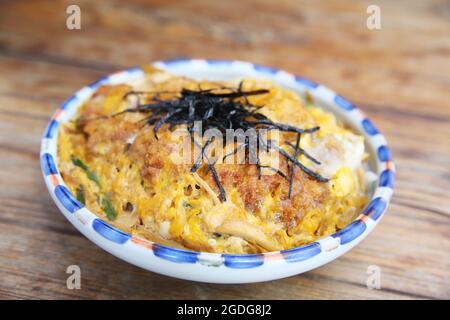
[0,0,449,300]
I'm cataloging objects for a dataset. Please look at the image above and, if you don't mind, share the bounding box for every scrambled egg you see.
[58,68,368,253]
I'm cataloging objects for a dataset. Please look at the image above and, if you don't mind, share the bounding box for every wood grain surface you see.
[0,0,449,300]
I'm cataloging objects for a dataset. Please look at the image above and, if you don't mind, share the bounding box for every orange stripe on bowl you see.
[358,110,367,119]
[52,109,64,120]
[50,174,59,186]
[359,215,370,223]
[385,160,392,170]
[131,236,154,250]
[263,252,284,261]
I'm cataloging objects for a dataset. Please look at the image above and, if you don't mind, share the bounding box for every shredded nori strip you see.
[288,134,301,198]
[123,201,134,212]
[106,82,329,201]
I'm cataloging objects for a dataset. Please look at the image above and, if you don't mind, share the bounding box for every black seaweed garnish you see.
[108,82,328,201]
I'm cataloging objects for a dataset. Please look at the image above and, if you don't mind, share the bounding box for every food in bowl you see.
[57,66,369,254]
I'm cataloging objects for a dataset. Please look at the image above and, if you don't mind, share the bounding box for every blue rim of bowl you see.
[40,59,395,269]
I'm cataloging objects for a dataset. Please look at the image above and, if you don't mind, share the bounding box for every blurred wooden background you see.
[0,0,449,299]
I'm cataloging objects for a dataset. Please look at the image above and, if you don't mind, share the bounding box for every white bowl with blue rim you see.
[40,59,394,283]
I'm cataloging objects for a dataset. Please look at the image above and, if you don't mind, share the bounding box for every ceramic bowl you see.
[41,59,394,283]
